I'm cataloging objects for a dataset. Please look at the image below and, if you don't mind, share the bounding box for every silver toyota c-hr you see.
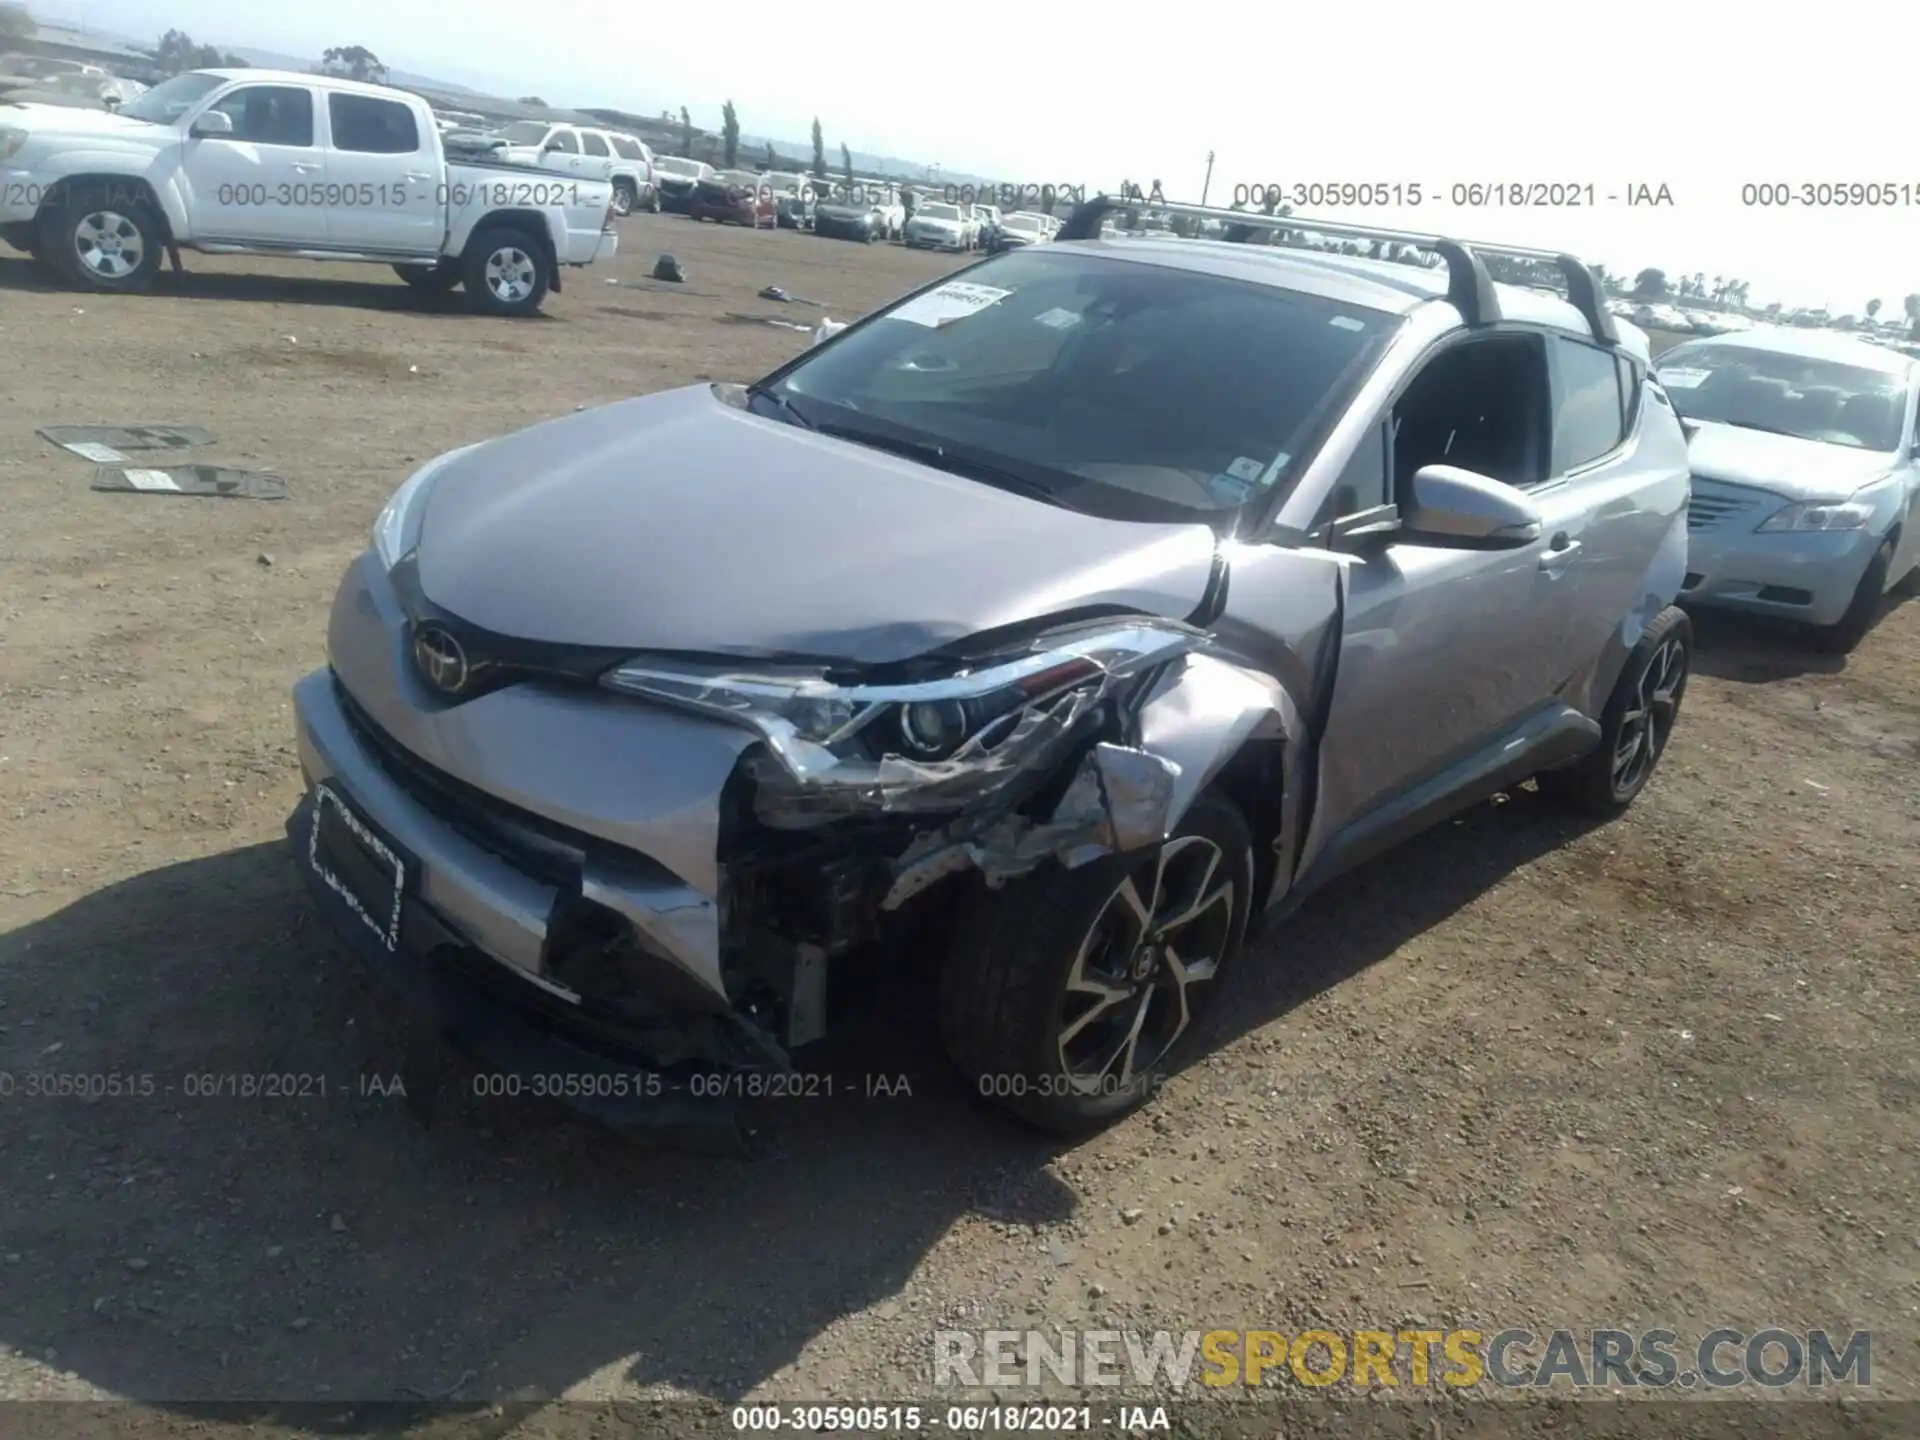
[289,204,1694,1142]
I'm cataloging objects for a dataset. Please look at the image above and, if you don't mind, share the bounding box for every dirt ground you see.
[0,215,1916,1438]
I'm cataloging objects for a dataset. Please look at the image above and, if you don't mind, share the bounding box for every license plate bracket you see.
[308,782,412,953]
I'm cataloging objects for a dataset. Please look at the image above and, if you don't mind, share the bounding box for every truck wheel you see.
[462,226,549,316]
[41,185,163,293]
[938,791,1253,1134]
[610,180,637,217]
[392,261,460,293]
[1537,605,1690,816]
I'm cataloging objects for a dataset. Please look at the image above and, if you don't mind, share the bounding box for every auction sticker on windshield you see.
[890,282,1012,328]
[1657,368,1711,388]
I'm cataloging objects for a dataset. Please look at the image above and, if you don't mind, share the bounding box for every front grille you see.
[332,676,587,889]
[1686,488,1757,532]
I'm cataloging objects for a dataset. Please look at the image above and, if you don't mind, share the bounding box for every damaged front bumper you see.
[290,556,1212,1140]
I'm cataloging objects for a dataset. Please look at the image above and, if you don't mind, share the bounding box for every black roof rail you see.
[1055,195,1617,345]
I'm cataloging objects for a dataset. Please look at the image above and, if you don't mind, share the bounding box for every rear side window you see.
[580,130,610,157]
[328,94,419,154]
[1552,337,1627,472]
[206,85,314,147]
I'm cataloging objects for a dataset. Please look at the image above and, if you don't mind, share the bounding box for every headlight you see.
[1756,499,1875,533]
[372,442,483,569]
[601,621,1200,823]
[0,128,27,162]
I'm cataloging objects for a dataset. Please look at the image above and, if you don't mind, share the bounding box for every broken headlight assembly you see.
[600,622,1200,824]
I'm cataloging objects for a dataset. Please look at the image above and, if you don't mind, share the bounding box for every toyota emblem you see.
[412,625,470,695]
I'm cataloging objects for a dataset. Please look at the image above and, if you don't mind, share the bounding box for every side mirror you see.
[1402,464,1543,547]
[188,109,234,138]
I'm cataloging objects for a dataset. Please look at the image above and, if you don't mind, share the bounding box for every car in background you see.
[495,121,616,186]
[605,132,659,216]
[970,202,1003,249]
[990,210,1052,252]
[287,205,1693,1145]
[1657,328,1920,651]
[0,68,617,315]
[654,156,712,213]
[812,186,889,242]
[763,172,816,230]
[903,200,970,251]
[689,169,777,227]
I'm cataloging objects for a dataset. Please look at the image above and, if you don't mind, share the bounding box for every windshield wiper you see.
[812,421,1066,507]
[745,383,813,430]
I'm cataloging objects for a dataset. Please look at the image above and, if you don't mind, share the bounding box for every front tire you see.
[461,226,549,316]
[1538,605,1691,816]
[1815,538,1893,654]
[939,792,1253,1134]
[41,184,163,293]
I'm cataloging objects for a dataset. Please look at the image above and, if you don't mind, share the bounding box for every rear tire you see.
[1538,605,1691,816]
[40,183,163,294]
[1815,538,1893,653]
[938,792,1253,1134]
[610,180,637,217]
[461,226,550,317]
[392,261,460,293]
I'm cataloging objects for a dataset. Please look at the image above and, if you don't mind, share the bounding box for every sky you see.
[28,0,1920,312]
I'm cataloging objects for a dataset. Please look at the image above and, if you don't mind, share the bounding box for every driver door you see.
[1291,331,1564,869]
[180,83,323,244]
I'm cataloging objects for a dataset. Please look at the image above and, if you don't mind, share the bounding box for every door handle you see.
[292,161,322,173]
[1539,538,1582,569]
[403,170,433,181]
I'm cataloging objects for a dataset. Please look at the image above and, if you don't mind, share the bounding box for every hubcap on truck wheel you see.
[483,246,537,303]
[1056,835,1235,1095]
[73,210,143,278]
[1613,634,1687,796]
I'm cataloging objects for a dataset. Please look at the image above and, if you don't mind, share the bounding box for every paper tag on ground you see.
[122,469,182,491]
[890,282,1011,328]
[66,442,127,463]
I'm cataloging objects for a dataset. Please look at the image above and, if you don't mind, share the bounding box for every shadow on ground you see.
[0,254,554,318]
[1685,589,1916,683]
[0,784,1598,1413]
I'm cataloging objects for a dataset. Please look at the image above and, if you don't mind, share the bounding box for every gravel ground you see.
[0,215,1915,1439]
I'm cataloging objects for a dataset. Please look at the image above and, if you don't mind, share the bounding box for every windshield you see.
[500,121,552,144]
[1657,343,1909,450]
[764,249,1394,528]
[712,170,758,187]
[917,203,961,221]
[766,173,806,191]
[117,71,224,124]
[1005,215,1043,234]
[656,157,704,176]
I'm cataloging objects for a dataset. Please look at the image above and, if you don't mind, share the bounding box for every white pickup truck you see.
[0,68,618,315]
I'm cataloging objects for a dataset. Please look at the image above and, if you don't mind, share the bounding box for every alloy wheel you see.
[483,246,537,304]
[1055,835,1236,1095]
[73,210,144,279]
[1613,634,1687,796]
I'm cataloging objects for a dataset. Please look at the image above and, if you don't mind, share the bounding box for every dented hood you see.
[416,385,1219,665]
